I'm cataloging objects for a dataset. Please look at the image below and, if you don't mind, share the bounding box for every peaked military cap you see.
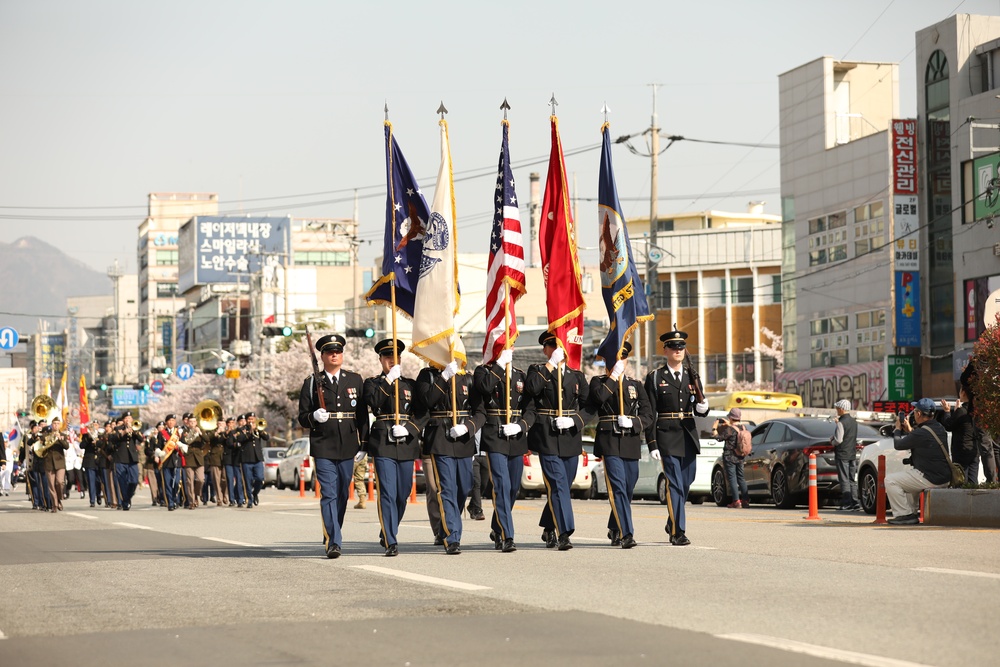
[659,324,688,346]
[316,334,346,353]
[538,331,558,346]
[374,338,405,356]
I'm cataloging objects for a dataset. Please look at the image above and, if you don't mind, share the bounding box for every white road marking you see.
[912,566,1000,580]
[717,633,935,667]
[114,522,154,530]
[203,537,261,547]
[273,511,317,518]
[66,513,97,520]
[353,565,491,591]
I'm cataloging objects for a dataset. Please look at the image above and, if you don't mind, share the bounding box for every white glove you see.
[610,359,626,381]
[354,451,366,463]
[617,415,633,429]
[385,365,402,384]
[554,416,575,430]
[441,360,459,381]
[496,348,513,370]
[501,423,522,437]
[178,443,189,454]
[154,448,165,459]
[650,449,662,461]
[448,423,469,438]
[548,346,565,367]
[313,408,330,424]
[390,424,408,439]
[695,400,709,414]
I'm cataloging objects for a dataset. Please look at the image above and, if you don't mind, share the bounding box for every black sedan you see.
[710,417,881,508]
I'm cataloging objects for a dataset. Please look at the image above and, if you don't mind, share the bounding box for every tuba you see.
[195,399,223,432]
[30,395,57,424]
[32,429,60,458]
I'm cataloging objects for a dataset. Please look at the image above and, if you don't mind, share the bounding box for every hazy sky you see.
[2,0,997,277]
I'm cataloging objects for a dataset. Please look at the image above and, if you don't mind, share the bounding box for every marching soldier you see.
[205,419,227,506]
[587,341,653,549]
[297,334,369,559]
[525,332,589,550]
[473,348,536,553]
[20,420,45,509]
[644,326,709,546]
[80,422,101,507]
[42,417,69,512]
[222,417,244,507]
[181,413,207,509]
[237,412,268,508]
[157,414,181,511]
[144,427,162,506]
[110,414,143,511]
[416,358,480,556]
[97,422,116,508]
[363,339,423,557]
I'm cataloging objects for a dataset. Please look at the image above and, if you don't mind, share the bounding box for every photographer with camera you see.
[884,398,951,525]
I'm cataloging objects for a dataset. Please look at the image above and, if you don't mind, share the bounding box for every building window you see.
[140,285,148,302]
[655,219,674,233]
[809,216,826,234]
[155,250,178,266]
[771,275,782,304]
[677,279,698,308]
[653,282,671,310]
[156,282,178,298]
[140,254,148,269]
[294,250,350,266]
[730,277,753,304]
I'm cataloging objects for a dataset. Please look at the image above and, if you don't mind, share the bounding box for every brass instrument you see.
[256,418,267,431]
[30,395,57,424]
[195,399,223,432]
[32,430,61,458]
[133,421,143,431]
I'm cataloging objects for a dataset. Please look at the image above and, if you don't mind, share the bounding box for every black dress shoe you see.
[608,529,622,547]
[379,533,387,549]
[557,534,573,551]
[433,536,445,547]
[543,531,557,549]
[326,543,341,559]
[621,534,637,549]
[489,531,501,550]
[446,541,461,555]
[669,533,691,546]
[384,544,398,557]
[501,538,517,553]
[888,514,919,525]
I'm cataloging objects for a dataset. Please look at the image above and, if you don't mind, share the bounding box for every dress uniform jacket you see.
[586,375,654,459]
[222,431,239,466]
[111,429,142,464]
[415,368,480,458]
[41,432,69,473]
[205,435,224,468]
[473,362,535,457]
[143,437,159,470]
[362,373,423,460]
[297,370,369,460]
[157,430,182,469]
[525,364,589,458]
[643,365,708,457]
[81,433,99,469]
[178,429,206,467]
[236,427,268,463]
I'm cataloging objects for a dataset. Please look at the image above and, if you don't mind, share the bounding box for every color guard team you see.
[13,324,707,560]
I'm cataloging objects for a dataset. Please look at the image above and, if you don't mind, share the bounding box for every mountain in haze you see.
[0,236,113,335]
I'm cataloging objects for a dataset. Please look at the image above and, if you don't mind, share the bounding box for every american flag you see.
[482,121,526,363]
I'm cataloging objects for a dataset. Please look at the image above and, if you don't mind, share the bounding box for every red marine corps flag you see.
[539,100,585,369]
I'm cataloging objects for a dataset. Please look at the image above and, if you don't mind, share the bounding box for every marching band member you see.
[236,412,268,508]
[587,341,653,549]
[110,414,143,511]
[144,426,163,506]
[205,418,227,507]
[181,413,206,509]
[81,422,101,507]
[42,417,69,512]
[157,414,181,511]
[297,334,369,559]
[362,339,423,557]
[222,417,244,507]
[525,332,589,551]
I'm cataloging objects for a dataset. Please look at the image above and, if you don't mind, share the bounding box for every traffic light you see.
[132,383,150,391]
[100,383,108,391]
[346,328,376,338]
[151,367,172,377]
[203,367,225,375]
[163,367,173,377]
[17,409,28,418]
[262,326,293,337]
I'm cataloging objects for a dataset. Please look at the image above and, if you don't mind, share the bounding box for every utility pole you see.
[647,83,661,374]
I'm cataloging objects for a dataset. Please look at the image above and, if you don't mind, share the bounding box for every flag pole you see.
[386,110,401,425]
[504,283,512,423]
[437,101,459,429]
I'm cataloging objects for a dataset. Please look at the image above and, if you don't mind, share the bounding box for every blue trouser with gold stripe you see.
[225,464,244,505]
[314,457,353,550]
[661,440,697,536]
[373,457,413,548]
[487,452,524,542]
[430,455,472,546]
[538,454,577,537]
[603,456,639,538]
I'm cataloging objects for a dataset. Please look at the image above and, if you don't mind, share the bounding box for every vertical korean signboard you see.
[892,119,920,347]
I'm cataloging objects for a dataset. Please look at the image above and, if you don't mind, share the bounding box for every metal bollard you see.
[874,454,887,524]
[805,452,821,520]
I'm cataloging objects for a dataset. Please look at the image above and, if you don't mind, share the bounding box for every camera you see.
[897,409,906,422]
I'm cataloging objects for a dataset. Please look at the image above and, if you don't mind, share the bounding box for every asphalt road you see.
[1,485,998,667]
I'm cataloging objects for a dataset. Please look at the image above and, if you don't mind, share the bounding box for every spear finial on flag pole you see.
[384,102,389,122]
[549,93,558,116]
[437,101,448,119]
[500,97,511,120]
[601,102,610,124]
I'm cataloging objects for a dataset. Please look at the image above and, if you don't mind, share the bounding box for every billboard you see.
[972,151,1000,221]
[178,216,291,293]
[892,120,919,272]
[895,271,921,347]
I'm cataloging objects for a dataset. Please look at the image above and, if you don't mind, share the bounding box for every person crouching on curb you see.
[885,397,951,525]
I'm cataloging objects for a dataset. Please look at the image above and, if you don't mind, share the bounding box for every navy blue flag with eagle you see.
[596,122,653,363]
[365,122,431,318]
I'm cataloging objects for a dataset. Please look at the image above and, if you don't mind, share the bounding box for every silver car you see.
[275,438,314,491]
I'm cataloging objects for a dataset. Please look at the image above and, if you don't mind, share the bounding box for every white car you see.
[520,435,596,499]
[690,410,757,503]
[275,437,315,491]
